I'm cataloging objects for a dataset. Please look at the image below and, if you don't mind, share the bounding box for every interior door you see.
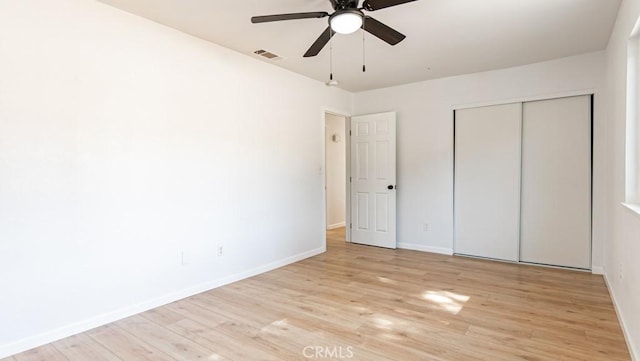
[520,95,592,269]
[350,112,397,249]
[454,103,522,261]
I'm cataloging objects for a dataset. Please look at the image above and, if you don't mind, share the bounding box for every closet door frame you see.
[452,92,594,271]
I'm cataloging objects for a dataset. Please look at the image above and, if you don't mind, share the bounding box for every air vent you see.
[253,49,283,61]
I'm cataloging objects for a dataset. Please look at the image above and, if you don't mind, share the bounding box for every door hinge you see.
[350,177,352,183]
[349,130,352,136]
[350,223,352,229]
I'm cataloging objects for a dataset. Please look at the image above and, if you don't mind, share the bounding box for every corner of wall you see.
[591,265,605,275]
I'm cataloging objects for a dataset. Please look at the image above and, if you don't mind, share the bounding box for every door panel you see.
[350,112,397,248]
[355,142,369,180]
[520,96,591,269]
[376,141,389,179]
[356,192,369,230]
[375,192,389,232]
[454,103,522,261]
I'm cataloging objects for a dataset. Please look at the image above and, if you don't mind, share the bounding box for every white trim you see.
[603,273,639,361]
[327,221,346,230]
[397,242,454,255]
[626,18,640,206]
[0,246,325,359]
[591,266,605,275]
[322,110,328,253]
[622,202,640,216]
[322,107,352,244]
[345,116,351,243]
[452,88,597,111]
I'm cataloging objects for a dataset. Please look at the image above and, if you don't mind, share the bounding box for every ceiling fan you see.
[251,0,418,58]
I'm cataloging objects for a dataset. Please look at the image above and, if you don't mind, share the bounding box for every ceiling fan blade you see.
[251,12,329,23]
[304,27,335,57]
[363,16,406,45]
[363,0,418,11]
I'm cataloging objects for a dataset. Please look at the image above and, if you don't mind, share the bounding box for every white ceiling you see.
[97,0,621,92]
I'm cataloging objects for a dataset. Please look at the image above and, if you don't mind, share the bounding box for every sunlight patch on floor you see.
[272,318,290,327]
[421,291,470,315]
[377,276,398,285]
[262,318,290,335]
[373,317,395,330]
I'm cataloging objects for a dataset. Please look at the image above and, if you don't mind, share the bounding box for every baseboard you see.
[397,242,453,255]
[602,272,638,361]
[0,246,326,359]
[591,265,605,275]
[327,222,346,230]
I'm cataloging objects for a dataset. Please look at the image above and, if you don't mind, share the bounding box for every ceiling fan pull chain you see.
[330,27,334,80]
[362,22,366,72]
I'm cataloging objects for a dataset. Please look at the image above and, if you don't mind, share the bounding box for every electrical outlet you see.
[217,246,224,257]
[423,223,429,231]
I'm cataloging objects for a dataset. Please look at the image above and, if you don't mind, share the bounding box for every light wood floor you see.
[4,228,631,360]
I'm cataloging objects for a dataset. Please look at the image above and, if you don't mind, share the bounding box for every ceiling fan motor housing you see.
[332,0,360,10]
[329,9,364,34]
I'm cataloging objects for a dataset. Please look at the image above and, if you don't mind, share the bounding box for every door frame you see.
[322,107,352,244]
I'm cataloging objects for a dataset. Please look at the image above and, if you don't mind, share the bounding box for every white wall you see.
[603,0,640,358]
[353,52,606,260]
[2,0,635,358]
[0,0,351,357]
[325,114,347,229]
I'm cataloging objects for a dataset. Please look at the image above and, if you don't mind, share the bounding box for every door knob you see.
[387,185,395,190]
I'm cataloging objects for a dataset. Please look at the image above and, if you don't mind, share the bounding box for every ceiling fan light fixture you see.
[330,10,363,34]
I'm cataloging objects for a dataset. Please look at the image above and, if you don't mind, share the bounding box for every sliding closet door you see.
[520,96,591,269]
[454,103,522,261]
